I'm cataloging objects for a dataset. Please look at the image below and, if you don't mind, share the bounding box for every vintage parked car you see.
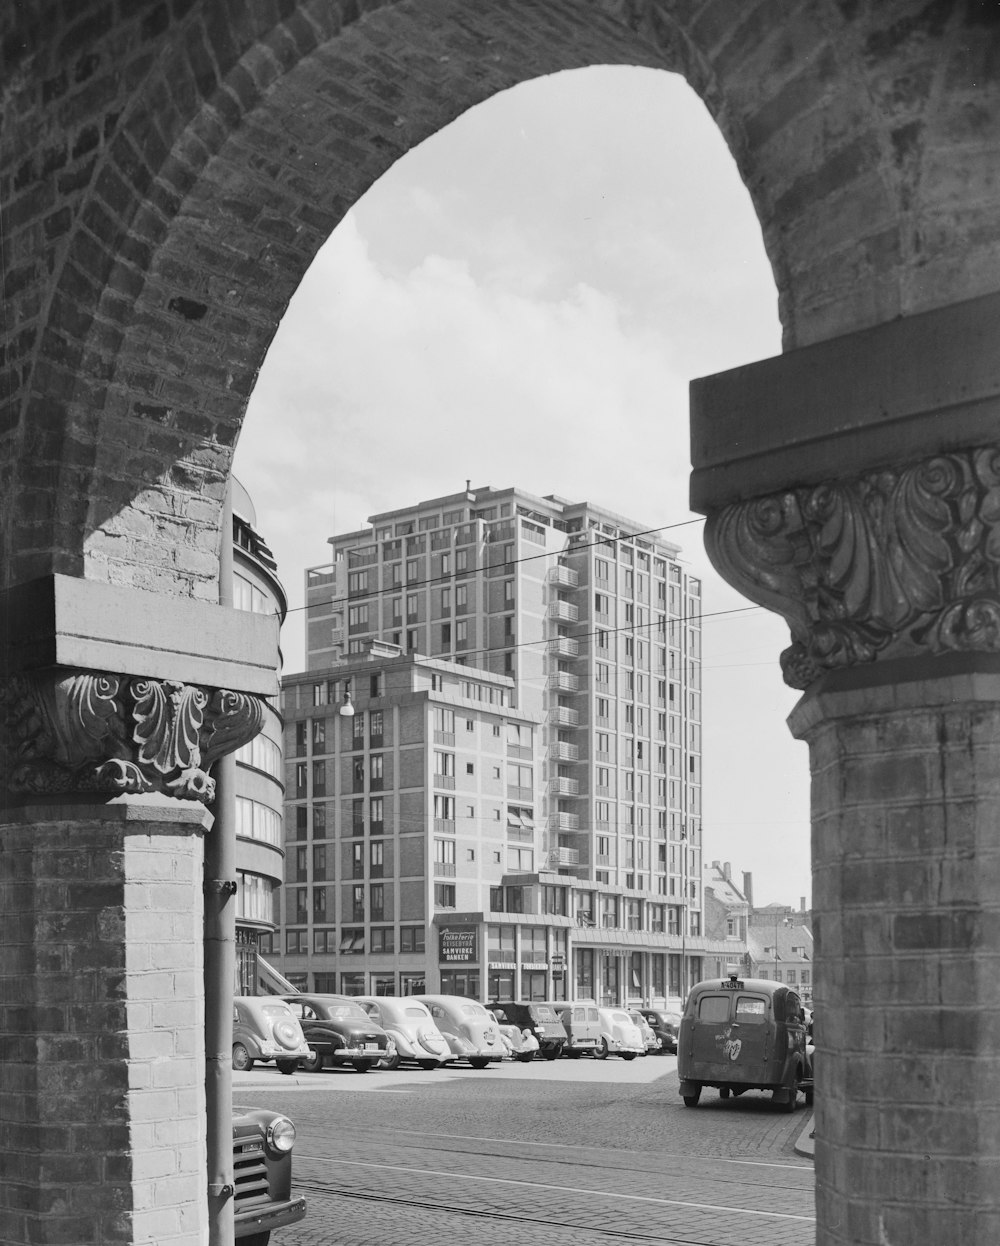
[415,995,506,1068]
[489,1001,565,1060]
[551,1001,602,1057]
[280,994,392,1073]
[629,1010,661,1054]
[677,973,812,1111]
[488,1010,540,1062]
[232,997,311,1074]
[354,995,454,1069]
[639,1007,681,1054]
[232,1105,306,1244]
[593,1007,645,1060]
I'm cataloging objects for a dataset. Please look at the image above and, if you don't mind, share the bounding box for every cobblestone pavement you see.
[237,1055,815,1246]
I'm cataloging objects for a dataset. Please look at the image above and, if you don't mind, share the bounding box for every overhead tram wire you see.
[280,516,708,619]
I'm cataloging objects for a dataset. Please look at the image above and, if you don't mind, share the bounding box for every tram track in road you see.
[294,1175,815,1246]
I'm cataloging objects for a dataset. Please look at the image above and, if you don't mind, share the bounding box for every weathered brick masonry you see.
[5,3,1000,1244]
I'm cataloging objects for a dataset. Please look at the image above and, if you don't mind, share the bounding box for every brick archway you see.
[5,4,1000,1245]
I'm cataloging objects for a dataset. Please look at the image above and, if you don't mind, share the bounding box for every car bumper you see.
[235,1195,306,1239]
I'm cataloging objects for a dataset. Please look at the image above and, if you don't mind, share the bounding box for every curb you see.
[794,1114,815,1159]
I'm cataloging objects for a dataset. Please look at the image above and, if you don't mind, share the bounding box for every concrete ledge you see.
[794,1115,815,1159]
[690,291,1000,512]
[0,574,279,695]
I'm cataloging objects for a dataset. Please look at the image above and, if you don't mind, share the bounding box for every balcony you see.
[550,811,581,833]
[548,847,581,868]
[549,565,579,588]
[550,706,580,728]
[551,637,579,658]
[548,671,580,693]
[434,862,457,877]
[549,776,580,797]
[548,600,580,623]
[550,741,579,762]
[434,774,456,790]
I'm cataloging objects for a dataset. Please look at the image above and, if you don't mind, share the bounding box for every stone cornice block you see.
[0,575,278,696]
[690,291,1000,512]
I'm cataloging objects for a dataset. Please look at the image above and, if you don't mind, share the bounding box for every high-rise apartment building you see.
[281,485,725,1005]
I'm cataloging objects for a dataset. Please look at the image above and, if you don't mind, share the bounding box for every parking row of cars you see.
[232,994,681,1074]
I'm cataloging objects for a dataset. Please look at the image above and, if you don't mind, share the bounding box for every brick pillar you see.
[0,648,270,1246]
[1,800,211,1245]
[790,665,1000,1245]
[700,441,1000,1246]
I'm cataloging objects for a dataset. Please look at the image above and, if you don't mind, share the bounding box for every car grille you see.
[234,1140,271,1209]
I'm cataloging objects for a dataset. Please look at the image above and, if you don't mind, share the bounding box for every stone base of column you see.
[0,797,212,1246]
[790,660,1000,1246]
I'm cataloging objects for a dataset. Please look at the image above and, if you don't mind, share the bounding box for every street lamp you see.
[338,687,355,717]
[680,828,688,1003]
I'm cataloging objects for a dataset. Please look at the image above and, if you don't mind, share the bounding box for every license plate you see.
[363,1043,379,1051]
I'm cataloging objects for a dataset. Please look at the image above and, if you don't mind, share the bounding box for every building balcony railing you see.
[549,776,580,797]
[548,847,581,867]
[507,784,533,802]
[549,565,579,588]
[548,672,580,693]
[434,774,456,789]
[434,862,457,876]
[548,600,580,623]
[550,741,580,762]
[551,637,580,658]
[550,707,580,727]
[550,811,581,832]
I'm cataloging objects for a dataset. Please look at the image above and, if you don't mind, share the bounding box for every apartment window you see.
[406,559,419,582]
[352,842,364,879]
[435,838,456,874]
[312,887,328,922]
[351,885,365,922]
[431,673,444,692]
[293,887,308,924]
[434,883,456,909]
[441,622,451,646]
[352,712,365,748]
[369,710,384,744]
[285,930,308,954]
[506,846,534,871]
[295,763,307,798]
[312,803,326,837]
[311,718,326,752]
[348,604,368,632]
[312,760,326,797]
[400,926,425,953]
[369,796,384,835]
[370,883,385,921]
[456,549,469,572]
[503,579,515,603]
[370,754,384,790]
[434,794,455,824]
[340,928,365,954]
[370,926,394,954]
[294,721,307,756]
[456,619,469,646]
[435,751,455,778]
[312,845,327,881]
[369,840,384,878]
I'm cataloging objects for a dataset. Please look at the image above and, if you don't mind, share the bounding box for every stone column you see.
[0,578,276,1246]
[690,294,1000,1246]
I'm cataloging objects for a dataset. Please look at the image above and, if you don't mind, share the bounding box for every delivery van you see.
[677,973,811,1111]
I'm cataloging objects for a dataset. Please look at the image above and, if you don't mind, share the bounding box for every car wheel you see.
[381,1052,401,1071]
[720,1086,731,1099]
[416,1058,438,1070]
[469,1058,490,1069]
[543,1047,560,1061]
[231,1043,253,1072]
[517,1052,534,1063]
[277,1059,298,1075]
[621,1052,636,1061]
[683,1085,702,1108]
[593,1038,609,1060]
[300,1050,322,1073]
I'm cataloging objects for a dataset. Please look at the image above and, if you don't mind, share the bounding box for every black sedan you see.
[281,994,392,1073]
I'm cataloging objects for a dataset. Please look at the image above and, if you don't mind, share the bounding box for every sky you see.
[234,65,812,910]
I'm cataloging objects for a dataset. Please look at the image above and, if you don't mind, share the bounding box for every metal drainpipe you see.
[205,483,237,1246]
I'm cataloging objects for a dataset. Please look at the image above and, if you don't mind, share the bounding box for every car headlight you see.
[266,1116,296,1154]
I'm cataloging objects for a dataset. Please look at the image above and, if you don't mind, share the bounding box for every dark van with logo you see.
[677,974,811,1111]
[489,1001,566,1060]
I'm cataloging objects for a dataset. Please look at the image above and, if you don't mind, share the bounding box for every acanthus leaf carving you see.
[1,670,266,804]
[706,446,1000,689]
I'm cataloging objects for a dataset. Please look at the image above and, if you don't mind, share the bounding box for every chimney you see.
[800,896,806,912]
[743,871,754,908]
[712,859,720,873]
[723,861,731,881]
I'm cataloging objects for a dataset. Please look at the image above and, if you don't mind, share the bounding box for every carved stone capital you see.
[1,669,266,803]
[705,446,1000,689]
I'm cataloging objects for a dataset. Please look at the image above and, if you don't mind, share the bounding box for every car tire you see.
[621,1052,636,1061]
[277,1059,298,1075]
[382,1052,401,1071]
[517,1052,534,1063]
[593,1039,609,1060]
[416,1058,438,1070]
[300,1050,322,1073]
[232,1043,253,1073]
[683,1085,702,1108]
[543,1047,560,1061]
[469,1058,490,1069]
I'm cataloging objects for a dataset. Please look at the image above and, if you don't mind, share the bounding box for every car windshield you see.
[462,1004,489,1017]
[531,1005,558,1021]
[610,1011,631,1025]
[404,1006,429,1018]
[262,1005,290,1019]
